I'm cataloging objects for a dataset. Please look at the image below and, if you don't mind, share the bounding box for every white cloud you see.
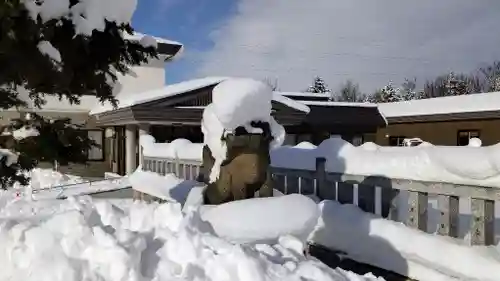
[196,0,500,93]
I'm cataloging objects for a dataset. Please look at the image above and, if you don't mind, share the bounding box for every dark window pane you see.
[457,130,480,146]
[389,136,405,147]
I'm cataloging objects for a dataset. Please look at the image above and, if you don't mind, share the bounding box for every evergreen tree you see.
[492,77,500,92]
[364,90,383,103]
[0,0,157,188]
[446,72,468,96]
[306,76,332,94]
[370,81,403,103]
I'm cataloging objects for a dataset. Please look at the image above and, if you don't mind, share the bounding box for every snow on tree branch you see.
[23,0,137,35]
[37,40,62,64]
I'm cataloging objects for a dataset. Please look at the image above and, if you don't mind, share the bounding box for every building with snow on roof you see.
[373,92,500,146]
[90,77,387,177]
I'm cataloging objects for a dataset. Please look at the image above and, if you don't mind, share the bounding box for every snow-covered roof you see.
[123,32,184,59]
[91,76,230,115]
[378,91,500,118]
[174,94,311,114]
[278,91,330,98]
[299,100,378,108]
[7,87,96,113]
[123,32,182,46]
[272,93,310,113]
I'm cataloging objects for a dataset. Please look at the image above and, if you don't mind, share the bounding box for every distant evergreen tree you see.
[446,72,468,96]
[306,76,332,94]
[493,77,500,92]
[371,81,403,103]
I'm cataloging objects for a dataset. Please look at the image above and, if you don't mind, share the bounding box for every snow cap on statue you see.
[211,78,273,131]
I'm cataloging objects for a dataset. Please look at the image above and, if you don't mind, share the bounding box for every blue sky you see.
[132,0,236,84]
[130,0,500,93]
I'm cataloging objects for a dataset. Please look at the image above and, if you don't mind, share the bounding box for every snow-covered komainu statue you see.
[200,78,285,205]
[202,121,274,204]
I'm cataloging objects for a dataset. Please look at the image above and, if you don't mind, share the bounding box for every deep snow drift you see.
[0,196,383,281]
[2,167,500,281]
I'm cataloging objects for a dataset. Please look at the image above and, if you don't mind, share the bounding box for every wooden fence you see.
[142,156,499,246]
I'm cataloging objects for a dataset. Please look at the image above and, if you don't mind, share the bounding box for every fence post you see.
[175,158,180,178]
[470,198,495,245]
[315,157,331,199]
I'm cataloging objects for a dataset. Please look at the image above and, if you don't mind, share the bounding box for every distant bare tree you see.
[334,80,365,102]
[263,78,280,91]
[422,72,482,98]
[479,61,500,91]
[365,89,384,103]
[400,78,423,100]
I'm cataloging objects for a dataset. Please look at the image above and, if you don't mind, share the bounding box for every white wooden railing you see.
[142,155,499,246]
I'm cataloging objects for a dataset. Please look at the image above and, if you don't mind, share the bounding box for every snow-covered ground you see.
[1,184,500,281]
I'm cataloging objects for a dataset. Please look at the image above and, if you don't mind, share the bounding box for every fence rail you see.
[143,155,499,246]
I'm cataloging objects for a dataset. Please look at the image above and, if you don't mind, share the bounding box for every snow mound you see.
[0,197,380,281]
[139,35,157,48]
[295,142,318,149]
[140,135,203,160]
[469,137,482,147]
[202,194,320,244]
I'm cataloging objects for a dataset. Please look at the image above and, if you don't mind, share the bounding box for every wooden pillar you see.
[138,124,150,167]
[125,124,137,175]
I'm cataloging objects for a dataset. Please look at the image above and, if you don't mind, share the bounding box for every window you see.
[284,134,297,145]
[351,135,364,146]
[457,130,480,146]
[87,129,104,161]
[388,136,406,147]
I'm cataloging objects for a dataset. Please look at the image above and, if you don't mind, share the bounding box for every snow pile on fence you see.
[128,168,200,203]
[140,136,203,160]
[0,196,381,281]
[201,78,285,183]
[271,136,500,188]
[23,168,85,191]
[310,201,500,281]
